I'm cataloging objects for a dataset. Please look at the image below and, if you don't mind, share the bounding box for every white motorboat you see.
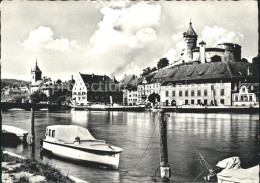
[41,125,123,169]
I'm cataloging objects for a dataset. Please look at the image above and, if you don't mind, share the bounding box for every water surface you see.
[2,110,258,182]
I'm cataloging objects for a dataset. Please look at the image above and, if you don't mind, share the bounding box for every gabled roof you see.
[183,21,197,37]
[119,74,137,88]
[80,73,121,92]
[162,61,259,85]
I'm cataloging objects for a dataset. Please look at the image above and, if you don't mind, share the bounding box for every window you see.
[242,86,246,92]
[78,92,81,95]
[204,99,207,105]
[191,100,194,104]
[82,92,86,95]
[197,90,201,96]
[235,95,238,101]
[185,90,188,96]
[166,91,169,97]
[249,96,253,101]
[179,91,182,97]
[197,99,201,105]
[73,92,76,95]
[46,129,48,136]
[49,129,51,137]
[220,89,225,96]
[82,97,85,99]
[52,130,55,138]
[191,90,194,96]
[220,99,225,104]
[172,91,175,97]
[204,90,207,96]
[185,100,189,105]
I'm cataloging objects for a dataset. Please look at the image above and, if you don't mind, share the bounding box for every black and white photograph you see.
[1,1,259,182]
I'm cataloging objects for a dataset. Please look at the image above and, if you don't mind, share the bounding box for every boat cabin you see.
[45,125,96,144]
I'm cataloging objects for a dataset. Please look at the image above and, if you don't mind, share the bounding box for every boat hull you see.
[42,140,120,169]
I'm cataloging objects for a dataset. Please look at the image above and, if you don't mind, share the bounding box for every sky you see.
[1,1,258,81]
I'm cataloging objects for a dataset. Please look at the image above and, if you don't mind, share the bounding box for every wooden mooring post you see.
[31,107,35,158]
[159,110,171,180]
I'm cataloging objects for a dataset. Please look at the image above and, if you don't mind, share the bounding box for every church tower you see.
[31,59,42,83]
[183,20,198,63]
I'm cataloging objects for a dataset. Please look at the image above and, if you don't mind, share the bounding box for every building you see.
[161,61,259,106]
[118,74,138,105]
[30,60,73,104]
[233,83,259,106]
[136,73,156,104]
[72,73,123,105]
[179,21,242,65]
[154,21,258,107]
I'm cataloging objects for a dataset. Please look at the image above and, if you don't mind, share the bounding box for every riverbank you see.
[2,151,88,183]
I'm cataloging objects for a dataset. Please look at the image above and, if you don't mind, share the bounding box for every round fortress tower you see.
[183,20,198,63]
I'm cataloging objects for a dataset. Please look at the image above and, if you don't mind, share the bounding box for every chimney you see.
[71,75,73,81]
[113,76,116,82]
[247,66,250,76]
[199,40,206,64]
[103,74,106,81]
[92,73,94,78]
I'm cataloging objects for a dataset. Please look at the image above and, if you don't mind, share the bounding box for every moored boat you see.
[41,125,123,169]
[2,125,28,145]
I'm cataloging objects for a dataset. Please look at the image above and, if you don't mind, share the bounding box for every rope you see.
[121,117,159,175]
[169,114,215,180]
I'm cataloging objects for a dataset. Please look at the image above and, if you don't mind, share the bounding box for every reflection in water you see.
[2,110,258,182]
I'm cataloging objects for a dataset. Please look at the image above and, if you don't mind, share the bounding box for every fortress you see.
[179,21,242,64]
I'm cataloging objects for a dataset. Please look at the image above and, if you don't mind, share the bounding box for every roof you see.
[183,21,197,37]
[145,72,156,84]
[32,62,41,72]
[199,40,206,45]
[80,73,121,92]
[162,61,259,85]
[119,74,137,88]
[31,80,44,86]
[151,69,175,83]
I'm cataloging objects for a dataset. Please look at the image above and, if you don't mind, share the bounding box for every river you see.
[2,110,259,182]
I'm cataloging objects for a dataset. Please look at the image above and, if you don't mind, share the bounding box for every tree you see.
[13,94,29,103]
[30,90,48,103]
[210,55,222,62]
[157,58,169,69]
[141,67,152,76]
[241,58,248,63]
[252,56,259,64]
[148,93,160,105]
[152,67,157,72]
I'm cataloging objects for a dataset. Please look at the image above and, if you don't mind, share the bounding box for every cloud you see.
[201,26,244,46]
[90,2,161,53]
[23,26,79,51]
[89,2,161,76]
[163,48,177,62]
